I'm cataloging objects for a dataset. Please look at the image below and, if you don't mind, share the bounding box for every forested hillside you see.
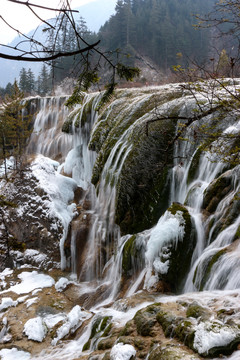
[99,0,215,69]
[0,0,216,98]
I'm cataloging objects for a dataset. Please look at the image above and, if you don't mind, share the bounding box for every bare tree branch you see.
[0,40,100,62]
[7,0,78,13]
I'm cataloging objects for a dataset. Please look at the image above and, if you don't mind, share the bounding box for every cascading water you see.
[27,86,240,299]
[2,84,240,360]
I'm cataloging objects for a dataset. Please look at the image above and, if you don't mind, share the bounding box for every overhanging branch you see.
[0,40,101,62]
[7,0,79,13]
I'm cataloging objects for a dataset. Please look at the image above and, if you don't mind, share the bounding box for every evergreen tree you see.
[38,65,51,95]
[99,0,215,69]
[0,81,33,178]
[19,68,28,94]
[27,69,35,94]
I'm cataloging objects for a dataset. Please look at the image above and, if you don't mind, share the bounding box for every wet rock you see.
[153,203,197,292]
[89,88,185,235]
[148,344,201,360]
[134,304,161,337]
[121,235,145,278]
[0,170,63,270]
[202,170,233,213]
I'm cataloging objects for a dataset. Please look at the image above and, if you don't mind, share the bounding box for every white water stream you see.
[22,86,240,359]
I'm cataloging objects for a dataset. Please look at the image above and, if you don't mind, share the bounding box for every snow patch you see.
[31,155,78,269]
[1,271,55,295]
[0,348,31,360]
[55,277,70,292]
[24,316,47,342]
[110,343,136,360]
[193,321,238,355]
[43,314,65,329]
[25,297,38,308]
[146,210,185,264]
[52,305,90,345]
[0,298,18,312]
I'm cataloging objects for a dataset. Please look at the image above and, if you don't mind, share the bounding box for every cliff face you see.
[0,84,240,359]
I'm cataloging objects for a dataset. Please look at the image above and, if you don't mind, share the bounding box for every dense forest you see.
[99,0,215,69]
[0,0,216,98]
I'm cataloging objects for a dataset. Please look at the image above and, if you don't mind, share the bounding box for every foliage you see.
[19,68,35,95]
[99,0,215,69]
[65,64,140,110]
[0,81,33,179]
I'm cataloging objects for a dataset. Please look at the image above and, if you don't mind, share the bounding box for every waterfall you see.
[27,86,240,300]
[27,96,73,161]
[3,84,240,360]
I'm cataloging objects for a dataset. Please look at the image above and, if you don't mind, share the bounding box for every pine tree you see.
[0,81,33,178]
[19,68,28,94]
[27,68,35,94]
[38,65,50,95]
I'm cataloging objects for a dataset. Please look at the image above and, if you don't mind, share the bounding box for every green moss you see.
[82,340,91,351]
[196,248,227,291]
[186,303,210,320]
[134,305,162,337]
[122,235,136,277]
[82,316,112,352]
[100,316,111,332]
[62,117,73,134]
[235,225,240,240]
[187,147,203,185]
[203,172,232,212]
[101,323,112,337]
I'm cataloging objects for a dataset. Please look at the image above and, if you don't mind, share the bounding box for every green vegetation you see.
[0,81,33,179]
[99,0,214,69]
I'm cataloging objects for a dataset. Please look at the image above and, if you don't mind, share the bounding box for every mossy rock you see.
[134,304,161,337]
[120,320,135,337]
[89,88,186,235]
[186,302,211,321]
[8,238,26,251]
[156,310,177,337]
[97,337,115,351]
[82,315,112,351]
[155,203,196,292]
[208,194,240,244]
[62,95,94,133]
[193,321,240,357]
[187,147,203,185]
[202,170,233,213]
[193,248,227,291]
[115,117,176,234]
[156,308,195,348]
[149,344,200,360]
[122,235,145,277]
[62,117,73,134]
[174,319,195,348]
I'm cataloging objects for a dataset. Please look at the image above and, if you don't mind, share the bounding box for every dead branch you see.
[0,40,100,61]
[7,0,78,13]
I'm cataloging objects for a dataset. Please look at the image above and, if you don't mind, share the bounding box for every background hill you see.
[0,0,117,88]
[0,0,218,95]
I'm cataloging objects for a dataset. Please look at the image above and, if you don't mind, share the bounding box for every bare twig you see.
[7,0,78,13]
[0,40,100,61]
